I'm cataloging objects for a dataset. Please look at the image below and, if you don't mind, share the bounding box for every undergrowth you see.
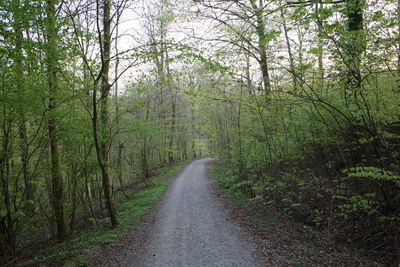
[209,163,384,266]
[20,162,186,266]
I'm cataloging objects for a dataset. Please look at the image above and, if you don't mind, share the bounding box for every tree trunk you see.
[282,11,297,91]
[237,88,244,179]
[251,0,271,97]
[113,13,127,198]
[0,123,16,261]
[117,143,128,197]
[99,0,118,228]
[316,1,325,81]
[168,99,176,165]
[245,47,253,95]
[342,0,365,101]
[45,0,69,239]
[191,110,197,158]
[397,0,400,89]
[297,29,305,88]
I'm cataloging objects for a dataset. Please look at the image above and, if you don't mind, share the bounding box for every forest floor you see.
[209,162,386,267]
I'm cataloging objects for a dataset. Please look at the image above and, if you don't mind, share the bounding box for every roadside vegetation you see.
[210,164,387,266]
[196,1,399,264]
[20,163,185,266]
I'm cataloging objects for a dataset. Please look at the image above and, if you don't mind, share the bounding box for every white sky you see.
[109,0,397,91]
[111,0,228,89]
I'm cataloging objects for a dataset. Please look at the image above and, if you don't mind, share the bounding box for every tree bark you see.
[250,0,271,97]
[282,11,298,90]
[342,0,365,100]
[316,1,325,81]
[114,12,127,198]
[0,121,16,260]
[397,0,400,89]
[45,0,69,239]
[168,99,176,165]
[99,0,118,227]
[191,110,197,158]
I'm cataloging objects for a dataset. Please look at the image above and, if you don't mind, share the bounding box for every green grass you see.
[163,164,183,176]
[210,165,251,204]
[210,165,234,191]
[21,163,186,266]
[209,165,226,180]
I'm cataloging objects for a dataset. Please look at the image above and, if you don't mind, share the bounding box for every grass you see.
[210,165,256,204]
[210,164,280,227]
[20,163,186,266]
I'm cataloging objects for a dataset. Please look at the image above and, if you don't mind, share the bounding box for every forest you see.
[0,0,399,265]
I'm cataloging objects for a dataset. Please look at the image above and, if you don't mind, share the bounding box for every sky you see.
[108,0,231,90]
[105,0,397,93]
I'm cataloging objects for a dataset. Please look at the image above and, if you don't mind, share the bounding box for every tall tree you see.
[45,0,69,239]
[198,0,275,97]
[97,0,118,227]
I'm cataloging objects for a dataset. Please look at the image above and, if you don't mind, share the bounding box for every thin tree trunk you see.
[0,121,16,260]
[114,12,127,198]
[99,0,118,227]
[191,110,197,158]
[237,88,244,179]
[164,47,175,165]
[297,29,305,88]
[397,0,400,89]
[117,143,128,197]
[282,11,297,91]
[251,0,271,97]
[45,0,69,239]
[316,1,325,81]
[245,48,253,95]
[168,99,176,165]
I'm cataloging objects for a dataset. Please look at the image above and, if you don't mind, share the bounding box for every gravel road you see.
[92,158,261,267]
[139,158,260,267]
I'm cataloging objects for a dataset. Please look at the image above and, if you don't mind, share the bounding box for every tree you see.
[45,0,70,239]
[93,0,119,228]
[341,0,366,101]
[198,0,277,97]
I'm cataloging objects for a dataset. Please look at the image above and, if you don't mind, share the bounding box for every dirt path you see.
[91,158,261,267]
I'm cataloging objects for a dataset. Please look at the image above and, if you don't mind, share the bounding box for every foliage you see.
[197,1,399,263]
[0,0,201,263]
